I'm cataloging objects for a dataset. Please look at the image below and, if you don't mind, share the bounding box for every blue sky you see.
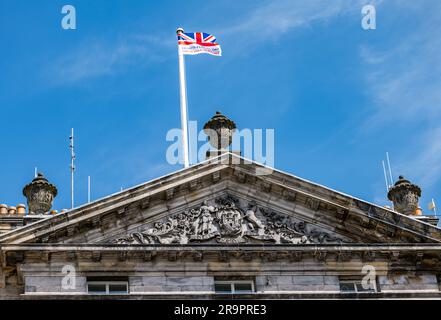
[1,0,440,218]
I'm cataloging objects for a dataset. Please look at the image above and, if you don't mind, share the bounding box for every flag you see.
[177,32,222,56]
[428,199,436,211]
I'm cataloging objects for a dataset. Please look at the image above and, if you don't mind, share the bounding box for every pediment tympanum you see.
[2,154,440,246]
[113,195,344,245]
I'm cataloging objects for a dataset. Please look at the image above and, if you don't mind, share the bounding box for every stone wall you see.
[379,274,439,292]
[130,276,214,293]
[24,276,87,294]
[11,268,441,297]
[256,275,339,292]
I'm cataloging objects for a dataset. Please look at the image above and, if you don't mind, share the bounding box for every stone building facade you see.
[1,113,441,299]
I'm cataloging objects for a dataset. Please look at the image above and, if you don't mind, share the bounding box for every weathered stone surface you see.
[387,176,421,216]
[379,274,439,291]
[22,173,57,215]
[113,195,337,245]
[1,153,441,300]
[24,276,86,293]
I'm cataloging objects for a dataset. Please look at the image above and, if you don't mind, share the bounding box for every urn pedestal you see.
[203,111,237,151]
[387,176,421,216]
[23,173,58,215]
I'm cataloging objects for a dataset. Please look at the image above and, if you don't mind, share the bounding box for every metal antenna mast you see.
[69,128,76,209]
[381,152,395,207]
[386,152,393,186]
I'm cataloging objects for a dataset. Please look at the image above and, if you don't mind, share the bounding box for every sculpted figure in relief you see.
[113,195,343,245]
[244,203,265,235]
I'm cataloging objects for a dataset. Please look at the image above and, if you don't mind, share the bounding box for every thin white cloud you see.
[48,34,174,85]
[360,1,441,197]
[360,40,441,126]
[220,0,383,48]
[50,1,383,83]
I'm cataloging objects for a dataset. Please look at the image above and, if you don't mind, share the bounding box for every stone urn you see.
[23,173,58,214]
[387,176,421,215]
[203,111,236,150]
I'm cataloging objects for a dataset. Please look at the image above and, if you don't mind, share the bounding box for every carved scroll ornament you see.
[114,196,342,245]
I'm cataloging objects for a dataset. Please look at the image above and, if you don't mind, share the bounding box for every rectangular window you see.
[87,283,107,294]
[214,280,254,294]
[87,278,129,295]
[339,279,377,293]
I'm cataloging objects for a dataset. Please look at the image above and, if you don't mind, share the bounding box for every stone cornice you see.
[0,162,229,244]
[1,153,440,245]
[2,244,440,269]
[2,243,441,251]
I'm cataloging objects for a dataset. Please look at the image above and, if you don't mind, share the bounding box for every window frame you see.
[339,279,377,293]
[87,281,129,295]
[214,280,255,294]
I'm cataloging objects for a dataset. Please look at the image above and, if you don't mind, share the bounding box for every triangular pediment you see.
[110,192,347,245]
[1,153,440,245]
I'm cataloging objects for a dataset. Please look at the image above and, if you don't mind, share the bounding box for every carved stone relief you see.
[113,195,344,245]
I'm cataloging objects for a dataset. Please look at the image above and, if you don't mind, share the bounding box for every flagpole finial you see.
[176,28,184,34]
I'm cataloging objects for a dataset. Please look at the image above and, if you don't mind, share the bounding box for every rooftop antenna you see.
[87,176,91,203]
[382,153,394,207]
[69,128,76,209]
[386,152,394,186]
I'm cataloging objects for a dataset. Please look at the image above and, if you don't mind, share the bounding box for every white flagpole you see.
[177,28,190,168]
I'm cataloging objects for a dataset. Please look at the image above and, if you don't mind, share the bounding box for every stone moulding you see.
[1,154,441,246]
[2,245,441,266]
[113,195,342,245]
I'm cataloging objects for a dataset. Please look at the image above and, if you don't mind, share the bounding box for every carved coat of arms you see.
[114,195,342,245]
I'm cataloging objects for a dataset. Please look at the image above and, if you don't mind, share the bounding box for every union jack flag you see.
[177,32,222,56]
